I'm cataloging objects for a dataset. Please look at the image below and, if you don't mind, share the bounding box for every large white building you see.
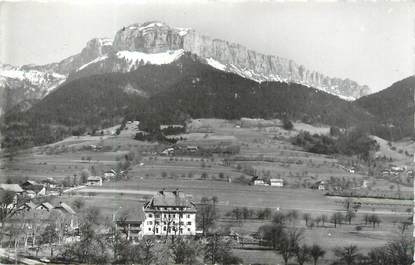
[142,190,197,236]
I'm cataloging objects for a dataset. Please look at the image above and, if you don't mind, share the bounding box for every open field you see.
[1,118,413,264]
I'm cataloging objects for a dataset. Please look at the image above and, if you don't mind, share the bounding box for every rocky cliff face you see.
[112,21,370,99]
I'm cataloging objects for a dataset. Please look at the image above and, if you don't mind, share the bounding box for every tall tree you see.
[310,244,325,265]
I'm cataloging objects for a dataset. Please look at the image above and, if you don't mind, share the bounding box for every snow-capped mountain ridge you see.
[110,21,371,99]
[0,21,371,114]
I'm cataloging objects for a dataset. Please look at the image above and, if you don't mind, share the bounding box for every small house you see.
[311,180,326,190]
[160,148,175,156]
[87,176,103,186]
[270,178,284,187]
[104,170,116,180]
[21,181,46,197]
[251,176,267,186]
[186,146,199,153]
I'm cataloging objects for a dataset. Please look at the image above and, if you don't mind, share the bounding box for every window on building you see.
[148,227,151,231]
[155,228,159,233]
[147,221,152,225]
[163,226,166,231]
[187,228,191,231]
[148,214,153,218]
[187,222,191,225]
[155,214,160,218]
[179,214,183,218]
[155,221,160,225]
[187,214,190,218]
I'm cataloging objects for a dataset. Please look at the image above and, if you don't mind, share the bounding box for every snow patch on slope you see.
[206,58,227,71]
[116,49,185,70]
[78,55,108,71]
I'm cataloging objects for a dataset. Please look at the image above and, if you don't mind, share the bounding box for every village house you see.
[41,177,58,189]
[311,180,326,191]
[104,169,117,180]
[251,176,267,186]
[21,180,46,198]
[269,178,284,187]
[142,190,197,236]
[53,202,79,232]
[87,176,103,186]
[186,145,199,153]
[160,147,175,156]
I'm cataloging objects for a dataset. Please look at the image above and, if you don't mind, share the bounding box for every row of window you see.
[148,227,192,233]
[147,213,192,219]
[147,221,192,226]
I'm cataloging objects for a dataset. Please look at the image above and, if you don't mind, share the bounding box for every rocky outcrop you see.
[112,21,370,99]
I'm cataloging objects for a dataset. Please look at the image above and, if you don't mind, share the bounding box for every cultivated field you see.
[1,118,413,264]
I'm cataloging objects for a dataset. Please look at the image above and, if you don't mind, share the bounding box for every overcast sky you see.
[0,0,414,92]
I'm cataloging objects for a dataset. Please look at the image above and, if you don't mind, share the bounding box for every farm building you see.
[186,145,199,152]
[251,176,267,186]
[104,170,116,180]
[87,176,103,186]
[21,180,46,197]
[142,190,197,236]
[269,178,284,187]
[160,148,175,156]
[311,180,326,191]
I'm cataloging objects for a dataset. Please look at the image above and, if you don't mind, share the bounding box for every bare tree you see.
[310,243,326,265]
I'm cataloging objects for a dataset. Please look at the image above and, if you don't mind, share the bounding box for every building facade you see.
[142,190,197,236]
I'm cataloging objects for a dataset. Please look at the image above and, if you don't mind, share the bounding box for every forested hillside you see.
[355,76,415,140]
[1,53,375,149]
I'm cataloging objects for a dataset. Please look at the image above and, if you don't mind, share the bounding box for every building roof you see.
[41,178,58,185]
[87,176,102,181]
[116,206,145,223]
[270,178,284,182]
[38,202,54,211]
[145,190,196,211]
[55,202,76,215]
[0,184,24,193]
[22,180,39,186]
[23,184,45,193]
[23,201,37,210]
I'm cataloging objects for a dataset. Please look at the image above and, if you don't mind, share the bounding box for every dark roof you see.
[38,202,54,211]
[116,205,145,222]
[23,184,44,193]
[151,190,192,207]
[54,202,76,215]
[144,190,197,213]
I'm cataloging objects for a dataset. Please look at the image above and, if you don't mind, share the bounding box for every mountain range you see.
[0,21,413,149]
[0,21,372,115]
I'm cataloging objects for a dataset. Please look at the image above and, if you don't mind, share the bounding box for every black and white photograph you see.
[0,0,414,264]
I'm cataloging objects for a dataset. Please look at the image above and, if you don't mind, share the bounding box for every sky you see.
[0,0,414,92]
